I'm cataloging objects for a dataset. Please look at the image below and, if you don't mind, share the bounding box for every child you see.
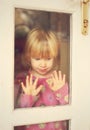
[14,27,69,130]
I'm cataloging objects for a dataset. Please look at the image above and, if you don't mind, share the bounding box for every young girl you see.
[14,27,69,130]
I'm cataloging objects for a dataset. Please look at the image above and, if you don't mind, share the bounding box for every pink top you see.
[14,71,69,130]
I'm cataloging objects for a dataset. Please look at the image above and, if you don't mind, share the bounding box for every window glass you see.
[14,8,70,109]
[14,120,69,130]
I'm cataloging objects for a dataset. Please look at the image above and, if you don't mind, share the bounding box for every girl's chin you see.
[35,71,51,77]
[31,69,53,77]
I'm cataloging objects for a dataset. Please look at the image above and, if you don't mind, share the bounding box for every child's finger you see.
[53,71,58,80]
[59,71,62,80]
[51,74,55,84]
[33,78,38,89]
[30,74,33,85]
[35,85,43,95]
[21,82,26,93]
[26,75,29,87]
[62,74,66,83]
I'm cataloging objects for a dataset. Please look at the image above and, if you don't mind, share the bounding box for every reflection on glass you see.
[14,120,69,130]
[14,8,70,109]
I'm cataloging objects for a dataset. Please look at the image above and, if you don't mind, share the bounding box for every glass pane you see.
[14,8,70,109]
[14,120,69,130]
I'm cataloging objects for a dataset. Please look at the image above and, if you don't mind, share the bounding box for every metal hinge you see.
[82,0,90,35]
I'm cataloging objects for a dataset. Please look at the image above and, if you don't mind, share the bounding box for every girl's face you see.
[30,57,54,77]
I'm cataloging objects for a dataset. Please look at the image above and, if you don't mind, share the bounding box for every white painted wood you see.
[0,0,90,130]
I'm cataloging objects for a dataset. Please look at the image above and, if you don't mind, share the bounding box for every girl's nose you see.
[40,60,46,67]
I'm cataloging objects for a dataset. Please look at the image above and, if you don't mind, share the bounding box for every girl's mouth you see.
[39,68,48,72]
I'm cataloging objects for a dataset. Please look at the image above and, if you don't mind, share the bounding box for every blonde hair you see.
[22,27,61,70]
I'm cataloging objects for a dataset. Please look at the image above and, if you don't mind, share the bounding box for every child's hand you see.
[49,71,66,91]
[21,74,43,96]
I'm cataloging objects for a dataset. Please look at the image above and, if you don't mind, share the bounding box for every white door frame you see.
[0,0,90,130]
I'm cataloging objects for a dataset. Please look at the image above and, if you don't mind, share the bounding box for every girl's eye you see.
[35,58,40,60]
[47,58,52,60]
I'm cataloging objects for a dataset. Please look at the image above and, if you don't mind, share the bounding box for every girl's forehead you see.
[31,53,54,59]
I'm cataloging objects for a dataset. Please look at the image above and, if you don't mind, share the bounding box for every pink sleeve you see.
[54,83,69,105]
[17,94,37,108]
